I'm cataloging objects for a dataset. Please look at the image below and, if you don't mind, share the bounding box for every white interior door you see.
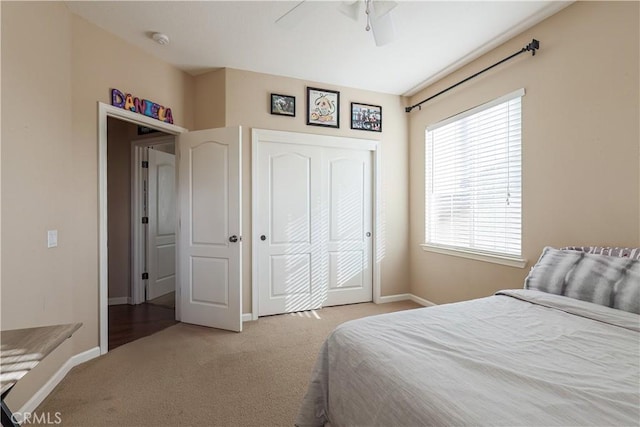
[257,142,323,316]
[147,148,176,301]
[324,148,373,306]
[178,127,242,332]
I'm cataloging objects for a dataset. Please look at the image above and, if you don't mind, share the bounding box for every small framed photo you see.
[307,87,340,128]
[271,93,296,116]
[351,103,382,132]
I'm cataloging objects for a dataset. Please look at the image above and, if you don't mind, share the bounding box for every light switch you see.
[47,230,58,248]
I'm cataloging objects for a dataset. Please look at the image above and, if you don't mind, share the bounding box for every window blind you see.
[425,89,523,258]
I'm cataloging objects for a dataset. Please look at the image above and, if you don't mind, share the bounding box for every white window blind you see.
[425,89,523,258]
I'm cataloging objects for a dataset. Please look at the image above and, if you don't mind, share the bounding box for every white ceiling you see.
[66,1,571,96]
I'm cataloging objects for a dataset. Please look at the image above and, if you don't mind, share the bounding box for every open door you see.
[178,127,242,332]
[147,148,176,301]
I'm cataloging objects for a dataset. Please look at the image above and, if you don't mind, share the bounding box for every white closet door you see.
[256,138,373,316]
[257,142,323,316]
[323,148,373,306]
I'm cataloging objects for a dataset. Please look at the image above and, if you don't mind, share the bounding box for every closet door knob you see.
[229,235,238,243]
[260,235,267,241]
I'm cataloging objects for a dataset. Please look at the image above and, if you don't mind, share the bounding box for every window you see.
[424,89,524,265]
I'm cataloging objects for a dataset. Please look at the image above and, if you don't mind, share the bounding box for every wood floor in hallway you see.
[108,302,177,350]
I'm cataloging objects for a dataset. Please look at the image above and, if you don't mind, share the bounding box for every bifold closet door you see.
[323,148,373,306]
[257,142,324,316]
[257,141,373,316]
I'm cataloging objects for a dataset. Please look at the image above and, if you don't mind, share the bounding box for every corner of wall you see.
[194,68,226,129]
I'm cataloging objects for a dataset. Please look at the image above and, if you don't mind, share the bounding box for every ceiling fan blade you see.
[372,0,397,18]
[338,1,361,21]
[275,1,319,29]
[370,9,395,46]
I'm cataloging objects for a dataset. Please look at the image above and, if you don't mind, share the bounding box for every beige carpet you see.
[34,301,420,426]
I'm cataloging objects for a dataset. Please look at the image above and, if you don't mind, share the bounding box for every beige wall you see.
[408,1,640,304]
[194,68,226,129]
[70,10,194,360]
[1,1,76,411]
[1,3,195,410]
[193,68,410,312]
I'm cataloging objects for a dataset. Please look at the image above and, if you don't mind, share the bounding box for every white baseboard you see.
[242,313,253,322]
[409,294,436,307]
[18,346,101,415]
[377,293,412,303]
[378,293,436,307]
[108,297,132,305]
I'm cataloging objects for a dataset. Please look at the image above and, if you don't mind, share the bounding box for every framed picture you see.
[270,93,295,117]
[351,103,382,132]
[307,87,340,128]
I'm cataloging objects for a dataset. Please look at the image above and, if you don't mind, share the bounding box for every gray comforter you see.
[296,289,640,426]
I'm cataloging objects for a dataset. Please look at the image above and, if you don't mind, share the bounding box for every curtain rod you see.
[405,39,540,113]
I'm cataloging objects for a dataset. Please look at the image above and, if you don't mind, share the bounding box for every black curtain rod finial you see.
[525,39,540,56]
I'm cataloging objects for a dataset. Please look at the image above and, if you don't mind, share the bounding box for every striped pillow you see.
[561,246,640,260]
[524,247,640,314]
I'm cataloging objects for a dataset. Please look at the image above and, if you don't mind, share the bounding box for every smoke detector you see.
[151,32,170,45]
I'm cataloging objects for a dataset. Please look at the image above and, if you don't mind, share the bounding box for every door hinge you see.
[142,217,149,224]
[142,272,149,280]
[141,161,149,168]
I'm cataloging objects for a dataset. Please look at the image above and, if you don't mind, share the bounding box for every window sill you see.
[420,244,527,269]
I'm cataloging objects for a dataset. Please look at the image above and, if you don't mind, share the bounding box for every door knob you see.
[260,235,267,241]
[229,235,238,243]
[366,232,371,237]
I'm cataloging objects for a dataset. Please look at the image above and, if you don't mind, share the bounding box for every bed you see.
[296,246,640,426]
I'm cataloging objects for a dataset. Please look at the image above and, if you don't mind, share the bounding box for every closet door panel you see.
[324,149,373,306]
[257,143,322,315]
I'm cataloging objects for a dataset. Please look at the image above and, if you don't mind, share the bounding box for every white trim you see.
[131,136,176,306]
[409,294,436,307]
[108,297,131,306]
[100,103,188,134]
[377,293,412,303]
[428,88,525,131]
[250,135,260,321]
[17,347,100,416]
[242,313,253,322]
[238,128,244,331]
[252,128,378,151]
[250,128,381,317]
[99,102,187,355]
[377,293,436,307]
[131,145,147,305]
[372,146,382,304]
[421,244,527,268]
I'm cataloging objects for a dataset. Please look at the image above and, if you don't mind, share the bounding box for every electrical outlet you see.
[47,230,58,248]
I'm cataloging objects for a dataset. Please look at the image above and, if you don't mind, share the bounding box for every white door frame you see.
[98,102,187,355]
[131,136,175,305]
[250,128,381,321]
